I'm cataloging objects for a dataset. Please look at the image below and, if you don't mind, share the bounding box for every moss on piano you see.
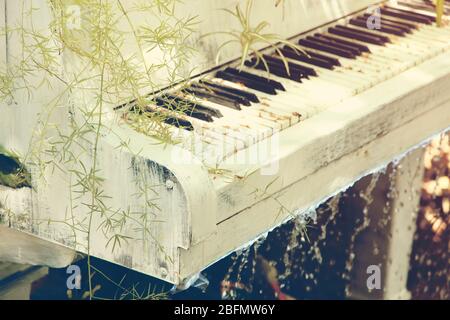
[0,146,31,189]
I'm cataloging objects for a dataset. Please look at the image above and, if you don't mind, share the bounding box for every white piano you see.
[0,0,449,298]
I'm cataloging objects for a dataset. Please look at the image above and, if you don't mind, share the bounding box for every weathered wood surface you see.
[0,225,75,268]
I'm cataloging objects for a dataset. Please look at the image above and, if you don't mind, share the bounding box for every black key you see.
[328,26,387,45]
[385,6,436,22]
[308,35,362,55]
[245,58,304,82]
[349,18,406,36]
[164,116,194,131]
[380,15,419,29]
[279,46,336,70]
[380,7,433,24]
[262,54,317,77]
[360,14,415,33]
[191,82,251,106]
[132,106,195,131]
[335,25,391,43]
[183,87,242,110]
[216,70,278,95]
[316,34,370,53]
[398,1,436,13]
[299,38,356,58]
[199,80,260,103]
[155,95,221,122]
[303,49,341,67]
[225,67,285,91]
[173,93,224,118]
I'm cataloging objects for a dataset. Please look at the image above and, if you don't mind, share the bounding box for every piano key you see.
[129,104,195,132]
[290,46,376,89]
[175,94,225,118]
[385,5,437,22]
[323,32,422,65]
[302,49,341,66]
[360,14,415,33]
[163,116,194,131]
[241,66,357,107]
[377,15,420,30]
[314,34,371,53]
[349,18,407,36]
[296,44,393,83]
[182,87,242,110]
[208,76,322,116]
[278,46,336,70]
[183,88,295,131]
[262,54,318,77]
[198,79,259,103]
[344,24,446,60]
[201,100,289,132]
[333,25,391,43]
[216,70,278,95]
[155,95,217,122]
[245,58,305,82]
[343,25,433,57]
[137,103,228,150]
[309,35,363,55]
[190,82,251,106]
[298,37,357,58]
[380,7,434,24]
[174,105,272,149]
[328,28,384,45]
[224,67,286,91]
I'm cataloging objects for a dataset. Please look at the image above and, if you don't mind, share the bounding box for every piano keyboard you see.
[120,1,450,165]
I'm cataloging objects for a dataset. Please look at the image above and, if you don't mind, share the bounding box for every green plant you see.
[203,0,305,75]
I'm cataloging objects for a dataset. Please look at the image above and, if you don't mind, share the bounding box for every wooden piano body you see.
[0,0,449,298]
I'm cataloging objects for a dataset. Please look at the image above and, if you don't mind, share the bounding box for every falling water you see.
[343,172,381,296]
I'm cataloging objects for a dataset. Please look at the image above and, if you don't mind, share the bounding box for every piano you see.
[1,0,450,292]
